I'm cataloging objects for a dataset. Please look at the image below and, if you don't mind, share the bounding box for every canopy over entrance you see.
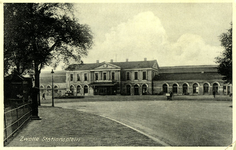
[90,82,117,95]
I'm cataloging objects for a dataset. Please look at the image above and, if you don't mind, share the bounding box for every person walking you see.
[42,93,46,100]
[213,90,216,98]
[170,91,173,100]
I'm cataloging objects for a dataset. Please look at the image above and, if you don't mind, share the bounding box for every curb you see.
[99,115,170,146]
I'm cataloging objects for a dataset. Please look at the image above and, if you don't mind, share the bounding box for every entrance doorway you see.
[183,83,188,95]
[126,85,131,95]
[203,83,209,94]
[163,84,168,93]
[84,85,88,94]
[213,83,219,94]
[134,85,139,95]
[142,84,147,95]
[193,83,198,94]
[173,84,178,94]
[94,86,116,95]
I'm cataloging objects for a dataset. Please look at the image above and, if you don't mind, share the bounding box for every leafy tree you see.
[4,3,93,105]
[215,24,232,84]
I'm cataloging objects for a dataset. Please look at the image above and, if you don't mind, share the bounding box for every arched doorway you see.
[84,85,88,94]
[77,85,81,94]
[40,85,44,95]
[172,84,178,94]
[142,84,147,95]
[163,84,168,93]
[70,85,74,95]
[134,85,139,95]
[183,83,188,95]
[213,83,219,94]
[126,85,131,95]
[203,83,209,94]
[54,85,58,94]
[47,85,51,96]
[193,83,198,94]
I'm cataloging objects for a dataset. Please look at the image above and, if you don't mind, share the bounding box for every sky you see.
[43,2,232,71]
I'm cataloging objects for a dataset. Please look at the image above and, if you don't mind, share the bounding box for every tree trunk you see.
[34,62,41,106]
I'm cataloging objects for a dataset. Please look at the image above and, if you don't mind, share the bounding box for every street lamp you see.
[51,69,54,107]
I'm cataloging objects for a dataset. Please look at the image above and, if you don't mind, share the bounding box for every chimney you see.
[144,58,147,61]
[110,59,113,63]
[96,60,99,63]
[126,59,128,62]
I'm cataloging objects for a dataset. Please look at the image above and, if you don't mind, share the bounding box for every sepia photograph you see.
[3,1,233,148]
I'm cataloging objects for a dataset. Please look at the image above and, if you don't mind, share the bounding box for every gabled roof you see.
[153,65,222,81]
[153,72,223,81]
[40,70,66,83]
[5,72,26,81]
[159,65,218,73]
[112,60,158,69]
[65,60,158,71]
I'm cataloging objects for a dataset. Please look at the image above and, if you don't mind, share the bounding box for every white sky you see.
[43,2,232,71]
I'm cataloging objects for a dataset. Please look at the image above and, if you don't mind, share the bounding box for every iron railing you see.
[4,102,32,145]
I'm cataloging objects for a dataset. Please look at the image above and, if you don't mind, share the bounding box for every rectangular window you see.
[84,73,87,81]
[127,72,130,80]
[112,72,115,80]
[103,73,106,80]
[77,74,80,81]
[95,73,98,80]
[135,72,138,80]
[143,72,146,80]
[70,74,73,81]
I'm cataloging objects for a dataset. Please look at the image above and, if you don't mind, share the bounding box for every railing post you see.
[31,87,41,120]
[4,113,7,143]
[16,108,19,127]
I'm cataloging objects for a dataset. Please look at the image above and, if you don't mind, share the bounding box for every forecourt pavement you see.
[54,100,232,146]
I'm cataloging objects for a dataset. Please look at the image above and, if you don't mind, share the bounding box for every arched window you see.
[173,84,178,94]
[203,83,209,94]
[183,83,188,95]
[142,84,147,95]
[134,85,139,95]
[213,83,219,93]
[193,83,198,94]
[163,84,168,93]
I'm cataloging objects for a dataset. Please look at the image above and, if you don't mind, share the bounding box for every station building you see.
[39,71,66,97]
[64,59,159,96]
[39,59,232,96]
[153,65,232,95]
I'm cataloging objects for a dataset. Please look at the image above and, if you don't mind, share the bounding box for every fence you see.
[4,102,32,146]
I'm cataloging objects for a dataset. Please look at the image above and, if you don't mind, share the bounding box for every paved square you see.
[55,100,232,146]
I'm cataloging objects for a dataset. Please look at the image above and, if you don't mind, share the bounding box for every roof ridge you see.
[160,65,217,68]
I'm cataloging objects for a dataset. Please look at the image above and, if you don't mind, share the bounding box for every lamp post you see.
[51,69,54,107]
